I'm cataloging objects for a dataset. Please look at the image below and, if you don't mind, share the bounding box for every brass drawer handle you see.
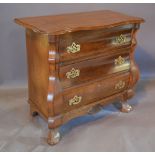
[115,56,125,65]
[67,42,80,53]
[115,80,126,90]
[66,68,80,79]
[69,95,82,106]
[115,34,127,45]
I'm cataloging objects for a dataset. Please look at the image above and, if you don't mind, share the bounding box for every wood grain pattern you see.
[14,10,144,145]
[59,48,130,88]
[14,10,144,35]
[26,29,49,119]
[63,72,130,112]
[59,25,133,63]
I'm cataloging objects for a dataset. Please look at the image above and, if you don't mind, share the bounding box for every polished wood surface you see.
[14,10,144,35]
[63,72,130,112]
[26,29,49,118]
[59,49,130,88]
[14,10,144,145]
[59,25,133,62]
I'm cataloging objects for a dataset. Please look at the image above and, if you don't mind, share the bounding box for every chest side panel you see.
[26,29,51,118]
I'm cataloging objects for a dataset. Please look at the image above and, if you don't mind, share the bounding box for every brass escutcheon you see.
[115,34,127,44]
[67,42,80,53]
[66,68,80,79]
[115,80,126,90]
[115,56,125,65]
[69,95,82,106]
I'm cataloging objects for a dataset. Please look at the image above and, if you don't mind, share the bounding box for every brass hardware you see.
[66,68,80,79]
[69,95,82,106]
[115,34,127,44]
[67,42,80,53]
[115,56,125,65]
[115,80,126,90]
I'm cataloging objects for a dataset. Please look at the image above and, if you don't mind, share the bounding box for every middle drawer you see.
[59,48,130,89]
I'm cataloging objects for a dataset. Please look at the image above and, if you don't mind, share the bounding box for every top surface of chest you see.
[14,10,144,35]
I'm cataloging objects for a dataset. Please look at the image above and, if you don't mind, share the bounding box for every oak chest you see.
[14,10,144,145]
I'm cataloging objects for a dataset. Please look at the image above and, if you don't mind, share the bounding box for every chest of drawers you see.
[15,10,144,145]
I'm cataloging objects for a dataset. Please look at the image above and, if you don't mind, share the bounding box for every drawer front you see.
[59,24,134,62]
[63,72,130,112]
[59,48,130,88]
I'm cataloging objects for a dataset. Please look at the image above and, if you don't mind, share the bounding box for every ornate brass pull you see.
[115,34,127,44]
[67,42,80,53]
[115,80,126,90]
[69,95,82,106]
[115,56,125,65]
[66,68,80,79]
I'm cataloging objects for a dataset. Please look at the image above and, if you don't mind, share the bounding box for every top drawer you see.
[58,24,134,62]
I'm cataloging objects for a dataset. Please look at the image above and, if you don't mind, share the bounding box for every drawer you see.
[59,48,130,88]
[62,72,130,112]
[59,24,134,62]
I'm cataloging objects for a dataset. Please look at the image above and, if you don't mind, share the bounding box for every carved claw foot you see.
[113,102,133,113]
[121,103,133,113]
[47,128,61,145]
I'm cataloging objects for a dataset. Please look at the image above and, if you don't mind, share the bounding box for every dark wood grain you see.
[59,48,130,88]
[59,25,133,63]
[63,72,130,112]
[14,10,144,145]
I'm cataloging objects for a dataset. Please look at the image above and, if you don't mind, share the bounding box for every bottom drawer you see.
[63,72,130,112]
